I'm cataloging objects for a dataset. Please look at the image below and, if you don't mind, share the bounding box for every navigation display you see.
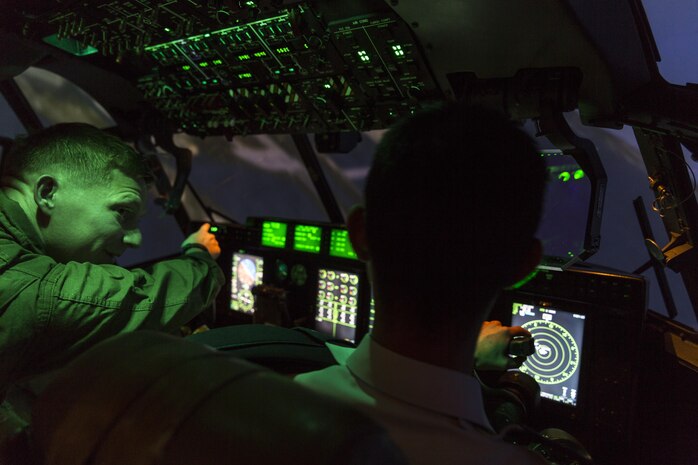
[230,253,264,314]
[261,221,287,248]
[511,301,586,406]
[315,268,359,342]
[329,229,358,259]
[293,224,322,253]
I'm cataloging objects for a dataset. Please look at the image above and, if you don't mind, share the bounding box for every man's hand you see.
[182,223,221,260]
[475,320,531,371]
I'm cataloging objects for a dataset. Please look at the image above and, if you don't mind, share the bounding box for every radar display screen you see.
[230,253,264,314]
[293,224,322,253]
[329,229,358,259]
[511,302,586,406]
[315,268,359,342]
[261,221,287,249]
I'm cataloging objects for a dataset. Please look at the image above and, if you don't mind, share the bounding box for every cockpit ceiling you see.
[0,0,658,136]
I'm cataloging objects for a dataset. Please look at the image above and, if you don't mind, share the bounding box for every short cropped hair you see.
[1,123,147,185]
[365,102,546,324]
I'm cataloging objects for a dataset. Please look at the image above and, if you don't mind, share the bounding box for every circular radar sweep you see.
[519,319,580,385]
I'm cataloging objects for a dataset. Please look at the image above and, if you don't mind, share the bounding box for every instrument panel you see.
[6,0,440,136]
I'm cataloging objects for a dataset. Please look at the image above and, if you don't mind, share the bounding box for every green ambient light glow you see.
[144,12,289,52]
[293,225,322,253]
[261,221,287,248]
[329,229,358,260]
[42,34,98,56]
[508,268,540,290]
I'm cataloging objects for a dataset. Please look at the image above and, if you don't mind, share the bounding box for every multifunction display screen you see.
[293,224,322,253]
[329,229,358,260]
[315,268,359,342]
[261,221,287,248]
[511,301,586,406]
[230,253,264,314]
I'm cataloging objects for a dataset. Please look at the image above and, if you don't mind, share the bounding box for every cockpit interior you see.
[1,1,697,464]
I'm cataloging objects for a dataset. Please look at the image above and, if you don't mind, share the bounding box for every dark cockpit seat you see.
[29,331,407,465]
[186,324,350,374]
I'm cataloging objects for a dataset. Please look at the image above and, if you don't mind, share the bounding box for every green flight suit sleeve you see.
[22,249,224,379]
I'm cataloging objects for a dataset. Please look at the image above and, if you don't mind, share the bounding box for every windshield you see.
[641,0,698,85]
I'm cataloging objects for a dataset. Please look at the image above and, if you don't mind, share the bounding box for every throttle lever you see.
[509,335,535,358]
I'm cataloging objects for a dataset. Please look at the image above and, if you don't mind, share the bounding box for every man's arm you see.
[21,225,224,379]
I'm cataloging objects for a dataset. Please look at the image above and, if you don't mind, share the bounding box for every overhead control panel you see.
[7,0,440,136]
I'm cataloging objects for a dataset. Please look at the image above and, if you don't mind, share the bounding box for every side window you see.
[560,112,697,329]
[13,67,115,128]
[0,93,26,176]
[641,0,698,85]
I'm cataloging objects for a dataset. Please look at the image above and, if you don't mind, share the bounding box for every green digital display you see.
[329,229,358,260]
[261,221,287,248]
[293,225,322,254]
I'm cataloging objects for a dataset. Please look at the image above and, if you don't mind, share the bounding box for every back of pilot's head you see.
[364,102,545,321]
[1,122,146,185]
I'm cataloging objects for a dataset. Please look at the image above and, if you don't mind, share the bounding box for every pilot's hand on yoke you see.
[475,320,531,371]
[181,223,221,260]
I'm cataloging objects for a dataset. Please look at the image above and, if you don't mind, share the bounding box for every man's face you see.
[43,169,147,264]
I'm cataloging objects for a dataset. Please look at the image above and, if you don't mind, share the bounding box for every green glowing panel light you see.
[574,169,585,180]
[558,171,571,182]
[329,229,358,260]
[293,225,322,253]
[261,221,288,248]
[43,34,98,56]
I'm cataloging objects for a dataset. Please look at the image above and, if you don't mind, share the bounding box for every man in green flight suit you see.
[0,123,224,450]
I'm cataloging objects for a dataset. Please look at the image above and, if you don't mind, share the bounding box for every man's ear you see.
[506,239,543,289]
[33,175,59,216]
[346,205,371,261]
